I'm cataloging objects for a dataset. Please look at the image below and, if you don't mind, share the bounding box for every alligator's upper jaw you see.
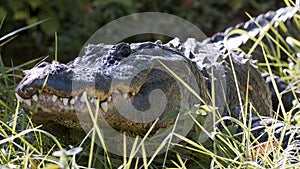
[15,60,142,123]
[16,60,113,100]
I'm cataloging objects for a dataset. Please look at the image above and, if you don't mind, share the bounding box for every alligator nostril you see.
[109,60,115,64]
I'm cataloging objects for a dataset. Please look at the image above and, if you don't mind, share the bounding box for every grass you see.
[1,2,300,168]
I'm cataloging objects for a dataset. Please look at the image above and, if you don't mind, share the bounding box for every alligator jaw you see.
[15,89,137,114]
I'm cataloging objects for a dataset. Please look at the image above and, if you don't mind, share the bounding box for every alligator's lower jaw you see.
[15,89,139,126]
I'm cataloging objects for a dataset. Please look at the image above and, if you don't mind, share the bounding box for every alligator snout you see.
[16,61,73,99]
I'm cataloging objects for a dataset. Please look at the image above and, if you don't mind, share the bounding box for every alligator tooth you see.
[94,99,99,106]
[292,99,297,106]
[52,95,58,102]
[32,94,38,102]
[70,98,75,105]
[122,93,128,99]
[90,98,94,104]
[107,96,112,102]
[15,94,24,102]
[24,99,31,106]
[113,90,121,94]
[62,98,68,106]
[131,92,136,96]
[74,96,78,101]
[80,91,87,102]
[101,101,108,112]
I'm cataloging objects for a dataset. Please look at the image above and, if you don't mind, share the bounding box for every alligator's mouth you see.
[16,87,138,115]
[16,67,185,134]
[15,85,144,132]
[15,89,137,115]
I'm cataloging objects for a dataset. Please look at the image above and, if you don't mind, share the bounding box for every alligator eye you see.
[116,43,131,58]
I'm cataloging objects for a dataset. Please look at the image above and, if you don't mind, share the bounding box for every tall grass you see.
[1,2,300,168]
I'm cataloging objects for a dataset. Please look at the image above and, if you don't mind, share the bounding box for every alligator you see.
[16,5,300,160]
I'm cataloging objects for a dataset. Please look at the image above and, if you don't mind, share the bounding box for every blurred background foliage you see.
[0,0,284,67]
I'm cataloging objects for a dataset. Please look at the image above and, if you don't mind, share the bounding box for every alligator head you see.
[16,39,211,135]
[16,37,273,142]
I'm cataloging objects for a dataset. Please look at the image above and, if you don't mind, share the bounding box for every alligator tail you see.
[262,73,300,114]
[242,115,300,164]
[205,6,299,51]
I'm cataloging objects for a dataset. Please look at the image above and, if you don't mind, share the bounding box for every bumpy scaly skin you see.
[206,5,300,114]
[207,6,300,164]
[208,7,298,40]
[206,6,300,68]
[16,6,300,161]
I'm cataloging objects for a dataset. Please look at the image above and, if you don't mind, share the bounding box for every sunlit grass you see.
[1,2,300,168]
